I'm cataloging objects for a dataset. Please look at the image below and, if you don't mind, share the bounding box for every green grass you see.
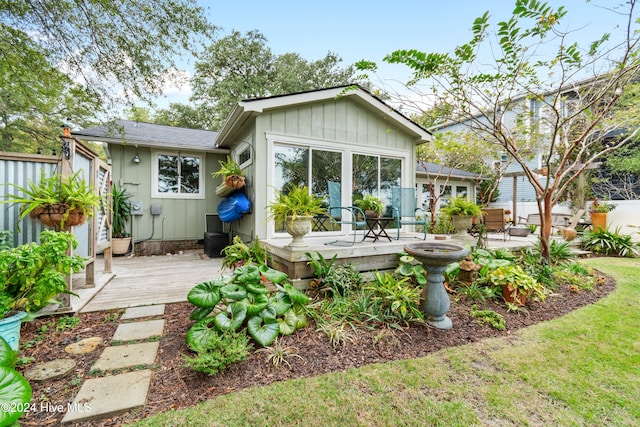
[129,258,640,427]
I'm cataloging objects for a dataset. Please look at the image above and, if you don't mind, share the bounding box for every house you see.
[415,161,481,211]
[213,85,431,243]
[73,121,228,255]
[75,85,432,254]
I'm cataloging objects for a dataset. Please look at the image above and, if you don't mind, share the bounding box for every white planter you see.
[451,215,473,237]
[284,215,312,249]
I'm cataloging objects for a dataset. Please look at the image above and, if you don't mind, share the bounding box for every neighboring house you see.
[415,161,481,211]
[73,121,228,255]
[431,88,569,218]
[75,85,431,252]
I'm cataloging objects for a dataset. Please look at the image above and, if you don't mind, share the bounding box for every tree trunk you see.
[538,195,553,263]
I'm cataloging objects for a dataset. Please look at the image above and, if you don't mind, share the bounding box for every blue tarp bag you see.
[217,192,251,222]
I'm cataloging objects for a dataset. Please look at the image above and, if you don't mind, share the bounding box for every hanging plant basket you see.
[35,203,86,229]
[224,175,245,189]
[216,175,246,197]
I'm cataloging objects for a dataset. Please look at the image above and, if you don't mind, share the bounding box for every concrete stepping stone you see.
[65,337,103,355]
[112,319,165,342]
[61,370,152,424]
[24,359,76,382]
[92,342,159,371]
[121,304,165,320]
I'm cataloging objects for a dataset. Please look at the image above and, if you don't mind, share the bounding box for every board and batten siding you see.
[0,155,58,247]
[246,98,417,240]
[109,144,226,242]
[263,99,412,151]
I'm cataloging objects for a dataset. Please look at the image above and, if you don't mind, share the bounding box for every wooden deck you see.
[74,232,538,313]
[78,251,224,312]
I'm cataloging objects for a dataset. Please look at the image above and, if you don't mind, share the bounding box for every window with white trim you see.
[152,151,204,199]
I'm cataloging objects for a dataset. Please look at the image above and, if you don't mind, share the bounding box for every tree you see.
[359,0,640,261]
[0,28,97,153]
[153,104,205,130]
[190,30,367,129]
[417,131,505,226]
[1,0,212,151]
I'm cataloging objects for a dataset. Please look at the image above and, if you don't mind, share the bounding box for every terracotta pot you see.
[224,175,245,189]
[562,227,577,241]
[365,210,380,218]
[501,284,528,306]
[590,212,607,232]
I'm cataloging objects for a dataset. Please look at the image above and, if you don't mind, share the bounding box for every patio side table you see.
[365,217,393,242]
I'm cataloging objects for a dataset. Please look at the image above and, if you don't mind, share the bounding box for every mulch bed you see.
[17,273,616,426]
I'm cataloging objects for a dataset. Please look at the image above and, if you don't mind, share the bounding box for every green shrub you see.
[456,283,496,304]
[221,236,271,270]
[470,305,506,331]
[552,269,596,291]
[0,230,84,318]
[323,263,363,296]
[186,264,309,349]
[428,213,456,234]
[581,227,638,257]
[395,253,427,286]
[364,272,423,323]
[183,329,252,376]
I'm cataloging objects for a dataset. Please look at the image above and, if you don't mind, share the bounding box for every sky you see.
[157,0,635,108]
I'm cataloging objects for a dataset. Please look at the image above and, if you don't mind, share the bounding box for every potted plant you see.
[111,185,132,255]
[0,230,84,350]
[486,265,547,306]
[354,194,384,218]
[441,197,483,237]
[268,185,326,248]
[4,170,100,231]
[212,156,245,196]
[589,198,615,232]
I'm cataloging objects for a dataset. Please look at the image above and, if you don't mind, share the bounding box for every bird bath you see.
[404,242,470,329]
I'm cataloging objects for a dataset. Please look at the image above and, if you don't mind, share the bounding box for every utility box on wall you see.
[131,201,144,216]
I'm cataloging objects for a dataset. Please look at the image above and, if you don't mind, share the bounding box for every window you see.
[456,186,468,199]
[273,143,342,232]
[152,151,204,199]
[352,154,401,216]
[236,144,252,168]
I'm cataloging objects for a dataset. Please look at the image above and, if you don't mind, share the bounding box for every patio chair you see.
[481,208,510,241]
[391,187,427,240]
[324,181,367,246]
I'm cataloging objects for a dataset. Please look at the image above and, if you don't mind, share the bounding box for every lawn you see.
[129,257,640,427]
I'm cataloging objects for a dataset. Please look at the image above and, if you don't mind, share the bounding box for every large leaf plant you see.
[0,337,32,426]
[186,264,309,349]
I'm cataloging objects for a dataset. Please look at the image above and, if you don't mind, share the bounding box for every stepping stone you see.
[92,342,159,371]
[112,319,164,342]
[121,304,165,320]
[61,370,152,424]
[24,359,76,382]
[65,337,103,355]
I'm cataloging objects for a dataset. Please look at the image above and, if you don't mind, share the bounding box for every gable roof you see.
[416,161,483,180]
[72,120,225,153]
[214,85,432,148]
